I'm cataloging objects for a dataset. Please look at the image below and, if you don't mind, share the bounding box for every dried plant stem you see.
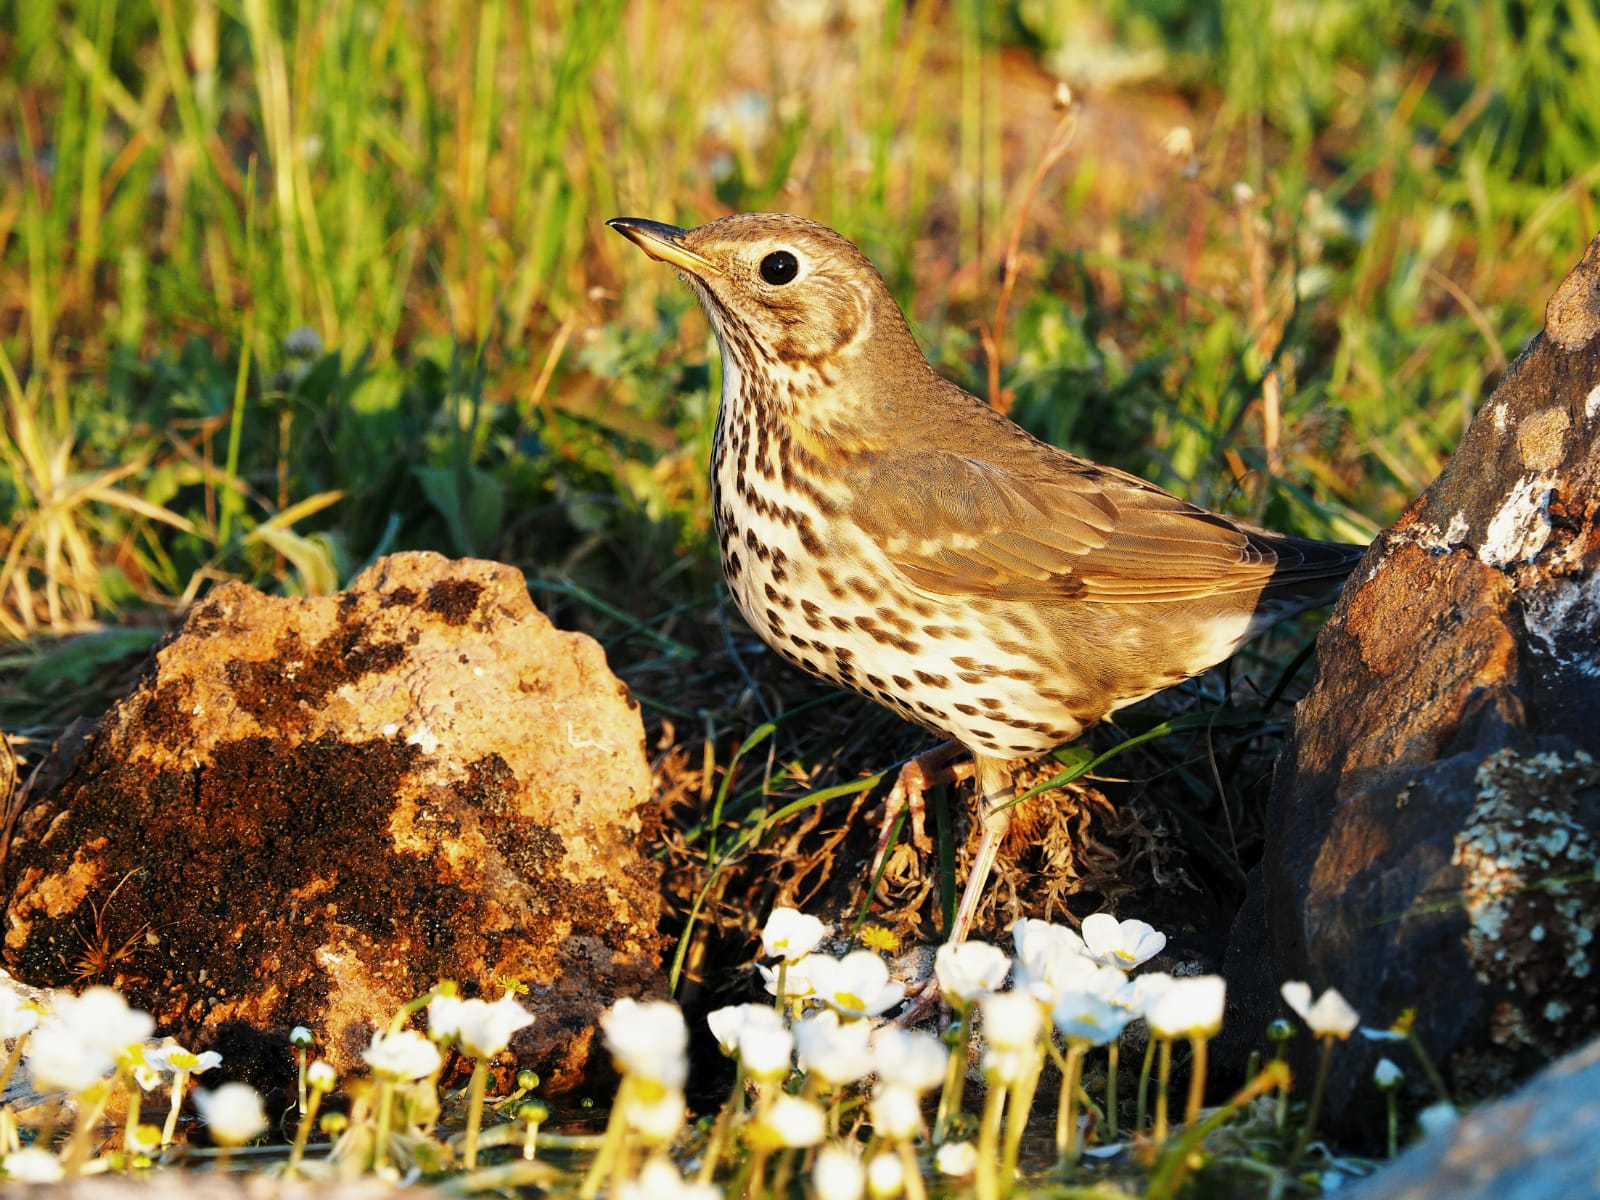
[982,95,1078,415]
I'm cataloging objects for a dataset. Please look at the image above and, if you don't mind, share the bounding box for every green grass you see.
[5,0,1598,948]
[3,2,1598,1192]
[5,0,1598,654]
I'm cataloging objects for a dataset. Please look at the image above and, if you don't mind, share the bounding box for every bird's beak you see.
[606,217,724,277]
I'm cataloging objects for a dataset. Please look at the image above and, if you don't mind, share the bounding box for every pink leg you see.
[866,742,966,892]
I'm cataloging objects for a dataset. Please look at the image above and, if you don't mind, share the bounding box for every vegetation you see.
[2,0,1598,1190]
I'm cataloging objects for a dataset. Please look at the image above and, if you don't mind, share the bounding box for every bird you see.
[607,212,1364,945]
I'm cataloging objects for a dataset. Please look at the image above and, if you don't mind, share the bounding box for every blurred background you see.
[3,1,1598,824]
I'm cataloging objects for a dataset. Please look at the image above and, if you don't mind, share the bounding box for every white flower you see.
[145,1043,223,1075]
[756,1094,826,1147]
[761,907,827,962]
[288,1025,316,1049]
[868,1084,923,1140]
[1143,975,1226,1039]
[1053,990,1134,1046]
[736,1017,794,1082]
[808,951,905,1019]
[24,1023,115,1094]
[813,1144,866,1200]
[870,1026,947,1093]
[934,1140,978,1177]
[1161,125,1196,159]
[621,1083,685,1141]
[757,954,818,1002]
[1080,913,1167,970]
[1012,917,1086,968]
[1373,1058,1403,1090]
[866,1150,905,1198]
[193,1082,268,1146]
[0,983,41,1039]
[979,991,1043,1052]
[934,941,1011,1006]
[617,1156,722,1200]
[427,993,467,1042]
[706,1003,783,1057]
[362,1029,442,1081]
[602,999,688,1088]
[794,1010,873,1086]
[1022,947,1129,1007]
[307,1059,337,1090]
[1280,982,1360,1038]
[979,991,1044,1084]
[456,992,535,1058]
[51,987,154,1058]
[2,1146,64,1182]
[1417,1101,1459,1136]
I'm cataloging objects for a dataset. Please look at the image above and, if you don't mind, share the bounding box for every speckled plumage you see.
[609,212,1364,942]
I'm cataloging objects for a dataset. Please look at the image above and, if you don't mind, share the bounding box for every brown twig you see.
[982,87,1078,415]
[1235,183,1281,477]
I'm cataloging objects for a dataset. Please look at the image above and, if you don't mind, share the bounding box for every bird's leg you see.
[866,741,966,892]
[948,755,1015,945]
[892,754,1015,1025]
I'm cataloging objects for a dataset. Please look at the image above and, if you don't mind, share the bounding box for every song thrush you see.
[608,212,1363,943]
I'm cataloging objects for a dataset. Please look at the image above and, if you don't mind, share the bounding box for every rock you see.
[1346,1035,1600,1200]
[2,552,663,1096]
[1239,232,1600,1135]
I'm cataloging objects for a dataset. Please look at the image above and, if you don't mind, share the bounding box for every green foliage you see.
[2,0,1597,667]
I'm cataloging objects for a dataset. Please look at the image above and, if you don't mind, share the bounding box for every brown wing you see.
[848,448,1280,604]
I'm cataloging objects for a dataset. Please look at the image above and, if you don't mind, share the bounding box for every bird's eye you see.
[759,250,800,286]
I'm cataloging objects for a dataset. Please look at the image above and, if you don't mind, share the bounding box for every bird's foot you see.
[866,742,967,891]
[892,976,946,1028]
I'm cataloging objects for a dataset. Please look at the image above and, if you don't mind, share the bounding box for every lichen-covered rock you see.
[1235,233,1600,1137]
[2,552,664,1096]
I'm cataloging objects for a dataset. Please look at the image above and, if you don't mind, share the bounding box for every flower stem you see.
[0,1033,28,1096]
[462,1057,490,1171]
[1406,1027,1453,1105]
[1135,1034,1156,1133]
[975,1078,1007,1200]
[162,1070,189,1148]
[1385,1090,1398,1159]
[372,1079,395,1174]
[62,1079,114,1177]
[579,1076,631,1200]
[1001,1044,1042,1188]
[1185,1034,1209,1126]
[286,1084,325,1177]
[900,1137,928,1200]
[696,1063,746,1184]
[1287,1034,1336,1172]
[1153,1038,1172,1145]
[123,1082,142,1171]
[1272,1042,1290,1130]
[1105,1039,1120,1142]
[1055,1042,1086,1170]
[934,1007,970,1143]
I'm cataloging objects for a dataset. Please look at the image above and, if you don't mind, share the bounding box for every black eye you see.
[759,250,799,286]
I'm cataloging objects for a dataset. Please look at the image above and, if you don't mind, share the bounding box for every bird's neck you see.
[714,326,935,454]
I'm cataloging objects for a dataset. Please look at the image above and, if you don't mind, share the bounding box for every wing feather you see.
[851,449,1276,604]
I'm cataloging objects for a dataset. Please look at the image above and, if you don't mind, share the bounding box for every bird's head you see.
[607,212,926,415]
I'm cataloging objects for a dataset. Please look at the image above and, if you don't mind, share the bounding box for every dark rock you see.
[1238,233,1600,1135]
[1347,1035,1600,1200]
[2,552,664,1096]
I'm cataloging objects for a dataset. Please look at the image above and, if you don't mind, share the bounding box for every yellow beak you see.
[606,217,724,277]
